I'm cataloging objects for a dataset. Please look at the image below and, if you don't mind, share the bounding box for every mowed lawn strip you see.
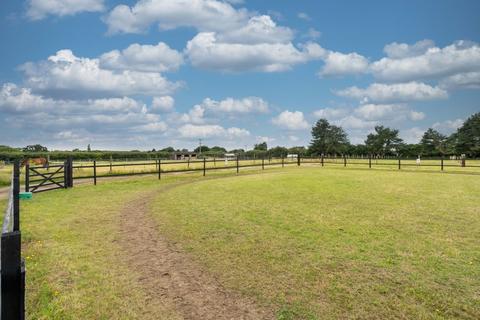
[149,167,480,319]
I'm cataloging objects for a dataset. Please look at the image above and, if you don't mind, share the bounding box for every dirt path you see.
[117,186,274,320]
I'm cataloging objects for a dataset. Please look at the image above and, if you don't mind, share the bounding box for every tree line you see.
[309,112,480,158]
[1,112,478,161]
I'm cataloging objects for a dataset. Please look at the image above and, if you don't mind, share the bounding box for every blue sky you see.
[1,0,479,151]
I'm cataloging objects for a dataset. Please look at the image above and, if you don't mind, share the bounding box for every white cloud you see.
[333,115,376,130]
[178,124,249,138]
[370,40,480,82]
[179,105,206,124]
[354,103,424,122]
[432,119,464,134]
[218,15,294,44]
[272,110,309,130]
[320,51,369,76]
[132,121,168,132]
[201,96,269,113]
[439,71,480,89]
[99,42,183,73]
[104,0,249,34]
[185,32,324,72]
[383,39,435,59]
[336,82,448,103]
[257,136,276,144]
[151,96,174,112]
[297,12,311,21]
[313,107,349,120]
[0,83,145,114]
[21,49,180,98]
[27,0,105,20]
[401,127,425,144]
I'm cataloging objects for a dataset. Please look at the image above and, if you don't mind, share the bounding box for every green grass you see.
[14,166,480,319]
[150,167,480,319]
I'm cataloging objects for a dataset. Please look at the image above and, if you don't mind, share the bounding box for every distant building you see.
[171,152,197,160]
[224,153,236,160]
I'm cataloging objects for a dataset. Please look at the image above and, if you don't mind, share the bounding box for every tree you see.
[87,144,91,152]
[161,147,175,152]
[194,145,210,153]
[454,112,480,156]
[420,128,447,156]
[23,144,48,152]
[210,146,227,153]
[254,142,268,151]
[365,126,403,156]
[268,146,288,157]
[309,119,349,155]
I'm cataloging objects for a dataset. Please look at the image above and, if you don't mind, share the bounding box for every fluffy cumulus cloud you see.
[99,42,183,73]
[383,39,436,59]
[336,82,448,103]
[27,0,105,20]
[104,0,249,34]
[151,96,175,112]
[21,49,180,98]
[272,110,309,130]
[185,32,324,72]
[354,104,425,122]
[370,40,480,82]
[201,97,269,113]
[432,118,464,133]
[319,51,369,76]
[439,71,480,90]
[178,124,249,138]
[313,107,349,120]
[0,83,145,114]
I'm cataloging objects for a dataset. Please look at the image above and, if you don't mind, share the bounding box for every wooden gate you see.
[25,159,73,193]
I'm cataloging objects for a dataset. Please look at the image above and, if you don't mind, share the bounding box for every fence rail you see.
[1,161,25,320]
[23,155,480,192]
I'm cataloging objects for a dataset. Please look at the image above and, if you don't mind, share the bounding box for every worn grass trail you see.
[118,186,273,320]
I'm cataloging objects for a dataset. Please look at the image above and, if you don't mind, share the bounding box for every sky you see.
[0,0,479,151]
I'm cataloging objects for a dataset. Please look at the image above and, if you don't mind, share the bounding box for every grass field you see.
[12,166,480,319]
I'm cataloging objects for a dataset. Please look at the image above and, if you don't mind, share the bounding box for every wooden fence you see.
[1,161,25,320]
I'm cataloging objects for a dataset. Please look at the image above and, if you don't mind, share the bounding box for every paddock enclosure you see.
[1,160,480,319]
[17,156,480,193]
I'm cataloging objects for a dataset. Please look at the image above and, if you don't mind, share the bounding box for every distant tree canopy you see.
[454,112,480,156]
[309,119,349,155]
[23,144,48,152]
[254,142,268,151]
[420,128,447,156]
[365,126,403,156]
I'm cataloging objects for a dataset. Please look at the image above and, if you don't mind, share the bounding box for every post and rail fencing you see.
[1,161,25,320]
[22,155,480,192]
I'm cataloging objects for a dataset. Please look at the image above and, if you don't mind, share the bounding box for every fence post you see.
[236,156,239,174]
[282,155,284,168]
[297,154,301,166]
[344,155,346,167]
[188,157,190,169]
[25,163,29,193]
[369,155,372,168]
[441,156,444,171]
[64,160,68,189]
[398,157,401,170]
[93,160,97,186]
[68,157,73,188]
[158,159,162,180]
[1,231,24,320]
[203,157,206,176]
[262,157,264,170]
[214,157,216,167]
[321,154,324,167]
[13,161,20,232]
[109,156,113,173]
